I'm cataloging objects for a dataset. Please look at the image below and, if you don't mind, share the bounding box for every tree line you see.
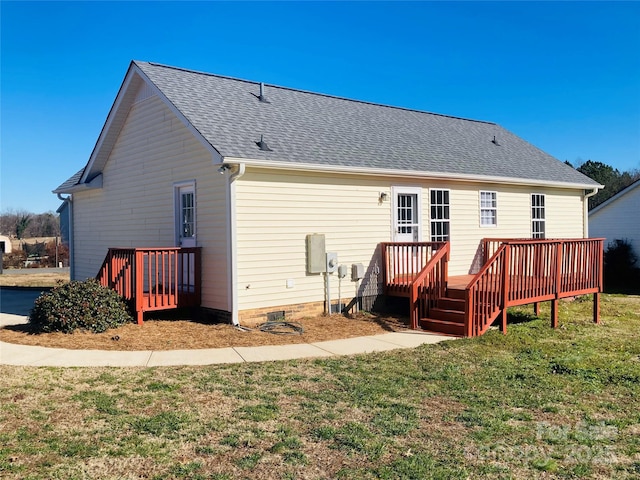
[0,210,60,239]
[570,160,640,210]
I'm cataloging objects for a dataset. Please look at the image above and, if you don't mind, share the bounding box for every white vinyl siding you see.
[236,171,588,312]
[235,170,393,311]
[72,92,230,311]
[590,183,640,257]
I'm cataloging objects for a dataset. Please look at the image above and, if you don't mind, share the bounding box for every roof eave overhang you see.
[53,174,103,194]
[222,157,603,191]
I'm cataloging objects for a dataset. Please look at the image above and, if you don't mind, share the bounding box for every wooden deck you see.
[96,247,202,324]
[383,239,604,337]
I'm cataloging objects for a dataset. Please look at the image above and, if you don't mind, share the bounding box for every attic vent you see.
[258,82,270,103]
[256,134,273,152]
[491,136,500,146]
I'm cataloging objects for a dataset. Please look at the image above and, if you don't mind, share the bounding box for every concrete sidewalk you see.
[1,329,449,367]
[0,311,451,367]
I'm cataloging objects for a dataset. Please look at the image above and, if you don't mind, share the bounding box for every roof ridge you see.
[137,60,496,126]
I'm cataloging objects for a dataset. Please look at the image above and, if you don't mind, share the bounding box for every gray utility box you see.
[306,234,326,274]
[352,263,364,281]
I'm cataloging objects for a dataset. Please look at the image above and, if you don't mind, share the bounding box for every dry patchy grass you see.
[0,270,69,287]
[1,295,639,479]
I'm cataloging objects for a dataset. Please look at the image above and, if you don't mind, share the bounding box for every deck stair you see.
[420,287,466,336]
[382,239,604,337]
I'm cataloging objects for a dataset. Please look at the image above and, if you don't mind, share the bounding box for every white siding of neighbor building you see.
[72,90,230,311]
[235,169,587,312]
[589,183,640,256]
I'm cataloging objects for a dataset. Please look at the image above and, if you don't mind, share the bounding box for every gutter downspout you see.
[228,163,245,325]
[583,188,599,237]
[57,193,74,279]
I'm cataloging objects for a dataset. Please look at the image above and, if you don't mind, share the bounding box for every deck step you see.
[437,297,466,311]
[429,307,465,323]
[445,288,466,300]
[420,318,465,336]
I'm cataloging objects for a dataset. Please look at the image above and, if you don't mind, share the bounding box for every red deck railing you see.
[383,238,603,337]
[97,247,202,324]
[467,238,604,336]
[381,242,448,297]
[408,243,450,330]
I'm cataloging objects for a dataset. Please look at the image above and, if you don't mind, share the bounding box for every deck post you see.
[550,299,558,329]
[464,289,473,337]
[593,292,600,324]
[533,302,540,316]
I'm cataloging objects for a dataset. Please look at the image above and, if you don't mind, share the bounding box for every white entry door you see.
[177,184,196,248]
[176,183,196,289]
[392,187,422,277]
[393,188,421,242]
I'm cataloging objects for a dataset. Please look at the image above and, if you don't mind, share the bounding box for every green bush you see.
[29,279,133,333]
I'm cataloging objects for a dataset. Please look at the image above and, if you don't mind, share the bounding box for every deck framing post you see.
[550,299,558,329]
[533,302,540,316]
[593,292,600,324]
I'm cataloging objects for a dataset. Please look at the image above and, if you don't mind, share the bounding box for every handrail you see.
[409,243,450,329]
[465,244,508,337]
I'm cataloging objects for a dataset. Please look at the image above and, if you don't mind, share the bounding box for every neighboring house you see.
[54,61,601,326]
[56,199,71,246]
[589,179,640,256]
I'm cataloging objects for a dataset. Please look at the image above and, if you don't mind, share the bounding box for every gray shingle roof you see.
[53,168,84,194]
[56,61,600,191]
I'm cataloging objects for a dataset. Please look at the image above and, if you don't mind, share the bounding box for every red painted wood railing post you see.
[135,250,144,325]
[551,242,562,329]
[501,245,510,335]
[465,288,473,337]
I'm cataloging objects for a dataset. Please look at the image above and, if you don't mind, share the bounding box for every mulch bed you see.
[0,313,409,351]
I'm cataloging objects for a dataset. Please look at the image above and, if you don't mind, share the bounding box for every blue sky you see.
[2,1,639,213]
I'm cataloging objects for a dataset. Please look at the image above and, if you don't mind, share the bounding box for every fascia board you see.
[222,157,604,191]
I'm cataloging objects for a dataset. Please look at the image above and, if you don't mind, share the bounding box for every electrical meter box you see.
[306,234,326,274]
[326,252,338,273]
[351,263,364,281]
[338,264,348,278]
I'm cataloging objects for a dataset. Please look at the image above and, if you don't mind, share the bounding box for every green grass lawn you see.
[1,294,639,479]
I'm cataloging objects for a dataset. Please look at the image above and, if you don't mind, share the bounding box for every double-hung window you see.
[531,193,545,239]
[430,189,450,242]
[480,191,497,227]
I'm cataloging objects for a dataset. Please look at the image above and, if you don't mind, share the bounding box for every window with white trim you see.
[531,193,545,239]
[480,191,497,227]
[430,189,450,241]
